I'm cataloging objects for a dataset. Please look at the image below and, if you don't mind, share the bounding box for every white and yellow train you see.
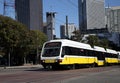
[40,39,119,69]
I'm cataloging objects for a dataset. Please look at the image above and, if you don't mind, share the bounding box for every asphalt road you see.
[0,65,120,83]
[56,66,120,83]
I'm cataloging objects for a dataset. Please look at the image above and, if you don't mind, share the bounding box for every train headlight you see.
[41,60,45,63]
[55,59,58,62]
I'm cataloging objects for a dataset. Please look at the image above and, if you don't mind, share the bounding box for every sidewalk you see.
[0,64,43,70]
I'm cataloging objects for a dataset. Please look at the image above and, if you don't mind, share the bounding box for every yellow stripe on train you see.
[60,56,99,65]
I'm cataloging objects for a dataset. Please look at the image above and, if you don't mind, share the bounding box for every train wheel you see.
[92,63,96,67]
[90,63,97,68]
[104,61,108,66]
[43,65,47,69]
[52,66,59,70]
[70,64,76,69]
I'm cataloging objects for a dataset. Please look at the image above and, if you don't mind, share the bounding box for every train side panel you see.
[60,56,97,65]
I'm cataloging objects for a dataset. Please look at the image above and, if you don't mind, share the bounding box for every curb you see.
[0,65,43,70]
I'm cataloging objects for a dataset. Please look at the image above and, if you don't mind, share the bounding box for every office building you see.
[15,0,43,31]
[78,0,105,33]
[46,12,56,40]
[43,22,47,35]
[60,23,76,39]
[105,6,120,33]
[105,6,120,46]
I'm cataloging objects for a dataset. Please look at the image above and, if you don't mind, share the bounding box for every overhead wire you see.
[60,0,78,24]
[67,0,78,8]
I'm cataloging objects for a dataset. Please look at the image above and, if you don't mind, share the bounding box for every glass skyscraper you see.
[15,0,43,31]
[78,0,105,34]
[106,6,120,33]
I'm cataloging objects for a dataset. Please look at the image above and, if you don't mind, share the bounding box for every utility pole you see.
[66,16,69,39]
[3,0,6,15]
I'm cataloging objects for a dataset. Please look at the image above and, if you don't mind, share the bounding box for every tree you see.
[0,15,30,65]
[87,35,100,48]
[71,30,83,42]
[99,38,109,50]
[28,30,47,64]
[86,35,110,50]
[0,15,47,65]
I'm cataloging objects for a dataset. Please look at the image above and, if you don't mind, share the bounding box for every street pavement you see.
[0,65,120,83]
[55,66,120,83]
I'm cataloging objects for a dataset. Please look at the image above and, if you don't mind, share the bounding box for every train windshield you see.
[42,42,61,57]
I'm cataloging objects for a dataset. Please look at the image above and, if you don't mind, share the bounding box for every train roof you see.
[106,49,117,54]
[49,39,93,50]
[93,46,106,52]
[117,52,120,55]
[47,39,118,54]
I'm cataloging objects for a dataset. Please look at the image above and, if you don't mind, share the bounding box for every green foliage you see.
[87,35,99,48]
[70,29,110,49]
[29,30,47,49]
[0,15,47,65]
[0,15,29,51]
[71,30,83,42]
[86,35,110,49]
[28,30,47,55]
[99,38,109,50]
[28,30,47,64]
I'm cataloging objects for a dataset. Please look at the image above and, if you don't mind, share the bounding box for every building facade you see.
[106,6,120,33]
[15,0,43,31]
[46,12,56,40]
[105,6,120,46]
[78,0,105,33]
[60,23,76,39]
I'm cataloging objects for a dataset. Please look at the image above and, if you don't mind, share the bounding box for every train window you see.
[116,54,118,58]
[114,54,118,58]
[45,42,61,48]
[110,54,117,58]
[61,47,65,57]
[79,49,85,56]
[107,53,109,58]
[84,50,88,56]
[105,53,108,57]
[61,46,86,56]
[88,50,94,56]
[110,54,113,58]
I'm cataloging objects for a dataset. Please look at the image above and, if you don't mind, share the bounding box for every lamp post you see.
[8,49,10,66]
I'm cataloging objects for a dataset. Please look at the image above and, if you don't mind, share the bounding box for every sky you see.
[0,0,120,38]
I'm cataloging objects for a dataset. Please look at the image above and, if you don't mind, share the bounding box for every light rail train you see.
[40,39,119,69]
